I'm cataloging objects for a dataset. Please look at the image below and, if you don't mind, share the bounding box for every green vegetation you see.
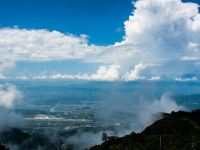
[0,144,8,150]
[0,128,58,150]
[90,110,200,150]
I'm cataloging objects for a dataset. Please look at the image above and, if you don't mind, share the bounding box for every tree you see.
[102,132,108,142]
[0,144,9,150]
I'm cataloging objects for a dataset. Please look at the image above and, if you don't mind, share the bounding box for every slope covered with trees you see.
[90,110,200,150]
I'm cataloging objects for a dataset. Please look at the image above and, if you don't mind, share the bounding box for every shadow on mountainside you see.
[90,110,200,150]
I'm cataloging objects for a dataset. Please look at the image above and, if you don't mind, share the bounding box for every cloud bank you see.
[0,28,106,63]
[1,0,200,81]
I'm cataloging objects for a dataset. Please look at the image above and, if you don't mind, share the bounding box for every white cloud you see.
[0,62,15,73]
[175,76,198,81]
[16,75,29,80]
[0,84,23,130]
[137,93,183,130]
[91,65,120,80]
[149,76,161,81]
[0,74,6,80]
[0,62,15,79]
[0,107,23,130]
[181,56,200,61]
[23,63,162,81]
[101,92,183,133]
[1,0,200,80]
[123,0,200,54]
[33,75,48,80]
[31,65,121,81]
[0,28,104,62]
[124,63,153,81]
[122,1,199,64]
[0,84,22,108]
[117,0,200,79]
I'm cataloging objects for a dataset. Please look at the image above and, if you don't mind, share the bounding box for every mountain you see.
[0,128,58,150]
[90,110,200,150]
[0,144,8,150]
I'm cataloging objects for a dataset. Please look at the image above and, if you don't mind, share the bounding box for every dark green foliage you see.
[0,128,30,144]
[0,128,58,150]
[0,144,8,150]
[90,110,200,150]
[102,132,109,142]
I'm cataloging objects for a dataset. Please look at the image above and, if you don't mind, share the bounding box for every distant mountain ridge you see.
[90,110,200,150]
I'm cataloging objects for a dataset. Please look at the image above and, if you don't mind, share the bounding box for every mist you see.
[99,82,184,134]
[0,83,23,131]
[63,82,184,150]
[62,94,183,150]
[66,132,102,150]
[0,81,186,150]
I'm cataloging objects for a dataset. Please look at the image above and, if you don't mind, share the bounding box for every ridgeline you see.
[90,110,200,150]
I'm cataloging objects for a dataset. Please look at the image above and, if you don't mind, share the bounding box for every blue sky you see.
[0,0,132,77]
[0,0,132,45]
[0,0,200,81]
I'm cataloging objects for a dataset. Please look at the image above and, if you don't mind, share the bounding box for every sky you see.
[0,0,132,45]
[0,0,200,81]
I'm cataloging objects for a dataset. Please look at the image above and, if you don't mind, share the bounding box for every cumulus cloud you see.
[123,0,200,59]
[1,0,200,80]
[90,65,120,80]
[118,0,200,79]
[124,63,153,80]
[0,28,104,62]
[28,65,121,81]
[14,63,162,81]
